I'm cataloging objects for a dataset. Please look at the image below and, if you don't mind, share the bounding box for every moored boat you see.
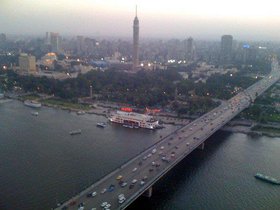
[96,122,106,128]
[254,173,280,185]
[77,111,85,115]
[69,129,82,135]
[31,111,39,116]
[24,100,42,108]
[109,110,159,129]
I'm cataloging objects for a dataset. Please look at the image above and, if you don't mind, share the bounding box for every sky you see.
[1,0,280,40]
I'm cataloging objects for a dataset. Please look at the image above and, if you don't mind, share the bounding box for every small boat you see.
[122,124,134,129]
[69,129,82,135]
[77,111,85,115]
[31,111,39,116]
[24,100,42,108]
[254,173,280,185]
[96,122,106,128]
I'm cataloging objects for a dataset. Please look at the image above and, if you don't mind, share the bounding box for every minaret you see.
[133,5,139,71]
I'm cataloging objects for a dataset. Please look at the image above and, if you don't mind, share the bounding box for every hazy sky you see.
[1,0,280,40]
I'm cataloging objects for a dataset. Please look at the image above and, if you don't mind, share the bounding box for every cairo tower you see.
[132,6,139,71]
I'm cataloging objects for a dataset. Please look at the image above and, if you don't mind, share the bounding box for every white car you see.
[132,167,137,172]
[101,188,107,194]
[132,179,137,184]
[140,181,145,185]
[118,194,125,199]
[105,204,111,209]
[152,149,157,154]
[160,146,164,150]
[147,154,152,158]
[101,202,108,207]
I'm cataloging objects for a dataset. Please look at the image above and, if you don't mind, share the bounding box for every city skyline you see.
[1,0,280,41]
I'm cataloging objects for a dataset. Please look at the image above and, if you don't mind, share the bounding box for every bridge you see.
[56,60,280,210]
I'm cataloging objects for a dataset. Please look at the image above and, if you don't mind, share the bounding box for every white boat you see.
[109,111,159,129]
[77,111,85,115]
[24,100,42,108]
[96,122,106,128]
[31,111,39,116]
[69,129,82,135]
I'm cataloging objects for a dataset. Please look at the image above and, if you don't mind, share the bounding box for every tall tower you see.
[132,6,139,71]
[220,35,233,65]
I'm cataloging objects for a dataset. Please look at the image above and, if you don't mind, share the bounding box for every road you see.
[55,60,280,210]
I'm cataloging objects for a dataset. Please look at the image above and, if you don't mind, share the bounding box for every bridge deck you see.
[55,61,280,210]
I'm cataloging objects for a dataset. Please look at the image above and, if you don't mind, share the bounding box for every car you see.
[143,156,147,160]
[132,179,137,184]
[108,184,115,192]
[78,207,84,210]
[91,208,97,210]
[105,204,111,209]
[121,182,127,188]
[152,149,157,153]
[129,184,134,189]
[152,161,156,166]
[101,202,108,207]
[101,188,107,194]
[186,142,190,146]
[132,167,137,172]
[142,176,148,181]
[116,175,123,180]
[189,127,193,130]
[118,194,125,199]
[61,206,68,210]
[119,197,126,204]
[160,146,164,150]
[161,156,166,161]
[147,153,152,158]
[91,191,97,197]
[171,153,175,158]
[149,168,154,172]
[140,181,145,185]
[138,161,142,166]
[158,151,163,155]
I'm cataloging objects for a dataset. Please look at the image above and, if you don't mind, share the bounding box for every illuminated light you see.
[2,66,7,70]
[230,74,233,77]
[77,59,80,62]
[121,57,125,61]
[140,63,144,67]
[148,63,151,67]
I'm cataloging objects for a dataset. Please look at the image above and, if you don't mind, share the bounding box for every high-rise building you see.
[186,37,195,61]
[0,33,6,44]
[45,32,49,44]
[220,35,233,64]
[77,36,84,55]
[19,53,36,74]
[132,6,139,71]
[50,32,60,52]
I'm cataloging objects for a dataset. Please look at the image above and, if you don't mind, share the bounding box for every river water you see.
[0,100,279,210]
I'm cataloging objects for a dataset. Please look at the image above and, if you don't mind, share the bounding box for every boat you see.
[31,111,39,116]
[24,100,42,108]
[69,129,82,135]
[77,111,85,115]
[122,124,134,129]
[96,122,106,128]
[254,173,280,185]
[109,110,159,130]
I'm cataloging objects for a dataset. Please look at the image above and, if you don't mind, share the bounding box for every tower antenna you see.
[136,5,137,17]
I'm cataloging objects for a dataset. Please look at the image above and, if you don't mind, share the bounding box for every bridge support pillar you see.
[143,187,153,198]
[198,143,205,150]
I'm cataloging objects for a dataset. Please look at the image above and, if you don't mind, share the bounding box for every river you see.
[0,100,279,210]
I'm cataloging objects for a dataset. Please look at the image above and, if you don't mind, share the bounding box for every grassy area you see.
[41,98,91,110]
[252,125,280,134]
[20,94,41,101]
